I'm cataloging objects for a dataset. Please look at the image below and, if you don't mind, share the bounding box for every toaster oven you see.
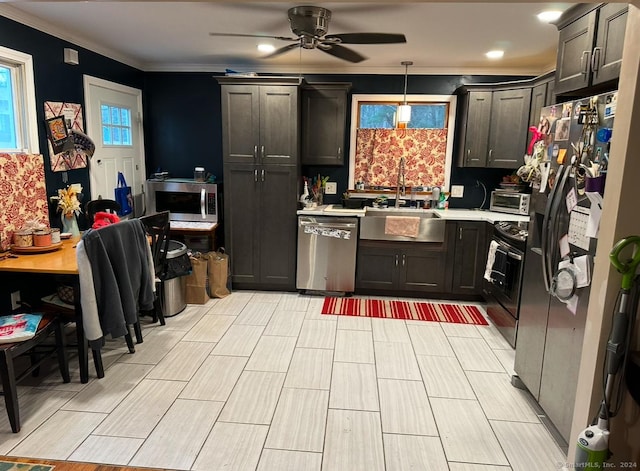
[489,190,530,215]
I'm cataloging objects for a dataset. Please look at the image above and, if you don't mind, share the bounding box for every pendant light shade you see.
[397,61,413,125]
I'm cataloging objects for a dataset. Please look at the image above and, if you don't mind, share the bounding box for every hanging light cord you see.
[402,62,410,105]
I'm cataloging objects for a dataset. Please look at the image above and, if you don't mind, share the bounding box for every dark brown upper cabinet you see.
[456,84,531,169]
[219,78,300,165]
[301,83,351,166]
[554,3,628,96]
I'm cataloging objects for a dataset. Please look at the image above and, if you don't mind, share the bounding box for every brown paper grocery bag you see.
[207,248,231,298]
[184,255,209,304]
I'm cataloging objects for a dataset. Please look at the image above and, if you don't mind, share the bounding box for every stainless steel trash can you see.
[164,240,188,316]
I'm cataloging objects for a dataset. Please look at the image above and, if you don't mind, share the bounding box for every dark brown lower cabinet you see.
[356,241,451,294]
[224,163,298,290]
[356,221,487,297]
[450,221,488,295]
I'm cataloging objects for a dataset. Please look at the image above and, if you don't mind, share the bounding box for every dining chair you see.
[0,314,70,432]
[77,218,155,358]
[138,211,171,326]
[85,199,121,226]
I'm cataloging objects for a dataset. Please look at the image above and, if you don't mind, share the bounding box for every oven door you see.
[489,238,524,314]
[483,237,525,347]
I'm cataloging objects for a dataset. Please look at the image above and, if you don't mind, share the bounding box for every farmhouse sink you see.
[360,209,446,242]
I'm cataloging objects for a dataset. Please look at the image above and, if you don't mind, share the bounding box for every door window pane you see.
[100,104,132,147]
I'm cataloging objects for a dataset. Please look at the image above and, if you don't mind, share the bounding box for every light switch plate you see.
[451,185,464,198]
[325,182,337,195]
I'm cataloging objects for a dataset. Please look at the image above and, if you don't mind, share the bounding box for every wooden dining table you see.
[0,237,99,383]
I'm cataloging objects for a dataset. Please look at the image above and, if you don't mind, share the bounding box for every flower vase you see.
[61,214,80,237]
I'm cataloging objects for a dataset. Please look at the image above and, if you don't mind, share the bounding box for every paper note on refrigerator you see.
[585,192,603,238]
[540,161,551,193]
[568,206,591,251]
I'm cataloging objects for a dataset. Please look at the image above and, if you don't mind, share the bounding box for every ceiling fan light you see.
[397,104,412,124]
[257,44,275,53]
[486,50,504,59]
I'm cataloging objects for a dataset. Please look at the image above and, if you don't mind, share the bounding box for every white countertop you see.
[297,205,529,223]
[297,205,366,217]
[433,209,530,224]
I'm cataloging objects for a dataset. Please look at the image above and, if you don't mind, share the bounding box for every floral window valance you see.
[354,128,448,188]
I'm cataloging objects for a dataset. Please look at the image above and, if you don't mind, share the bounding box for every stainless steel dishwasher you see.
[296,216,359,293]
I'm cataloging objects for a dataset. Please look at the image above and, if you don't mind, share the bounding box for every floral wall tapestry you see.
[0,153,50,251]
[354,128,448,188]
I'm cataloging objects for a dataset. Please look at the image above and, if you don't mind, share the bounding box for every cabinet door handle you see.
[466,149,471,163]
[261,145,265,160]
[253,145,258,160]
[402,254,406,266]
[395,255,399,267]
[261,169,265,182]
[254,169,258,182]
[591,47,602,73]
[459,227,463,240]
[337,147,342,159]
[488,149,493,162]
[581,50,591,75]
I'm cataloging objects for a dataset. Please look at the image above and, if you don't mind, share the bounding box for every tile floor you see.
[1,292,568,470]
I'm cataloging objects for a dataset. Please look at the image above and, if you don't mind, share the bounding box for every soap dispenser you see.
[300,181,310,204]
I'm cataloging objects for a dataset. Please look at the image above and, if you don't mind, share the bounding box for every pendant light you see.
[397,60,413,126]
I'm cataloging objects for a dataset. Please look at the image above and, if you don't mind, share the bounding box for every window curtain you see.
[354,128,448,188]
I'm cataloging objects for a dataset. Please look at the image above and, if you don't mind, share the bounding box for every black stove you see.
[484,220,529,348]
[494,221,528,248]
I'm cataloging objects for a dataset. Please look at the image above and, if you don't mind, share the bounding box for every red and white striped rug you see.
[321,297,488,325]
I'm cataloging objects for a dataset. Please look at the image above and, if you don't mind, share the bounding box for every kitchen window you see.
[348,94,456,190]
[0,46,39,154]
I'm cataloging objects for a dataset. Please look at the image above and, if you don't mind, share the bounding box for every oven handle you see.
[491,237,524,260]
[507,251,523,261]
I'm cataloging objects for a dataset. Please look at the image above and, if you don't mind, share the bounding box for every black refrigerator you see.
[514,91,616,445]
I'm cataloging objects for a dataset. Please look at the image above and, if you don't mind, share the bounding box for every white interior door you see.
[83,75,145,216]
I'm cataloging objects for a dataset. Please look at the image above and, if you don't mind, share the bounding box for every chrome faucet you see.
[395,156,405,208]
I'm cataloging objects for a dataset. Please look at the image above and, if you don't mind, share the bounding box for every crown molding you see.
[0,4,144,70]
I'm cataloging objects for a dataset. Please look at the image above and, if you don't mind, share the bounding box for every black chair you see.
[139,211,171,326]
[0,314,70,432]
[85,199,121,226]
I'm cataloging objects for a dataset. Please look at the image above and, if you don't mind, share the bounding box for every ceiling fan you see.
[209,5,406,63]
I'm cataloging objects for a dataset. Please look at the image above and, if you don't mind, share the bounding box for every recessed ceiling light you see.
[537,10,563,23]
[486,50,504,59]
[258,44,275,53]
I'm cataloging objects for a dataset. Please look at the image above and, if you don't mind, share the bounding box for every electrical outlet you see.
[325,182,337,195]
[451,185,464,198]
[10,290,21,311]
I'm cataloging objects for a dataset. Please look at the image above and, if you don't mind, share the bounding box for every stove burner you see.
[495,221,529,244]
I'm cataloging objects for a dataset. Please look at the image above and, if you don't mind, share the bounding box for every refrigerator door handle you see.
[541,165,565,292]
[546,165,572,294]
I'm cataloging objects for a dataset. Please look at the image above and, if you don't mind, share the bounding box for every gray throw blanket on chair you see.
[82,218,155,348]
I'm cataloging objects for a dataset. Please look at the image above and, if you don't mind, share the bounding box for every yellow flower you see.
[55,185,82,218]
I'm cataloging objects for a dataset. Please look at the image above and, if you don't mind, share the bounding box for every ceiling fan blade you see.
[209,32,297,42]
[319,44,366,63]
[325,33,407,44]
[263,42,301,59]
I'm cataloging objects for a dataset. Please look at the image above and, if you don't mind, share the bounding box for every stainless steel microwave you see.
[146,179,218,222]
[489,190,530,215]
